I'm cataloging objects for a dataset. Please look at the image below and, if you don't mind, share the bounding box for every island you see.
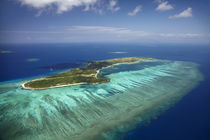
[1,58,203,140]
[0,49,12,54]
[25,58,40,62]
[22,57,153,90]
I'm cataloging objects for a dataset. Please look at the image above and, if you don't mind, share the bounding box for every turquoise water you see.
[0,59,203,140]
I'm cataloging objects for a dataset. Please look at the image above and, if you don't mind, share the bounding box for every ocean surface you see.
[0,43,210,140]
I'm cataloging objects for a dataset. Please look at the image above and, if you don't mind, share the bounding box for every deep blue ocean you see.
[0,43,210,140]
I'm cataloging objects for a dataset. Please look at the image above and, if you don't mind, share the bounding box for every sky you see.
[0,0,210,44]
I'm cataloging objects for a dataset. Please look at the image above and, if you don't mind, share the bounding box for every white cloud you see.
[19,0,99,14]
[181,33,202,37]
[68,26,149,37]
[61,26,149,42]
[159,33,202,38]
[18,0,120,14]
[169,7,192,19]
[0,27,204,39]
[0,26,149,43]
[1,26,206,43]
[156,1,174,11]
[108,0,120,12]
[128,5,142,16]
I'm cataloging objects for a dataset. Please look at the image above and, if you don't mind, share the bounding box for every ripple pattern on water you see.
[0,60,203,140]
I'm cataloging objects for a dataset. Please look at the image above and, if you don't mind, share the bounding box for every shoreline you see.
[21,63,117,90]
[21,59,153,90]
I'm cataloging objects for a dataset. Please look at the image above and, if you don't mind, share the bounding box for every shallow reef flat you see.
[0,59,203,140]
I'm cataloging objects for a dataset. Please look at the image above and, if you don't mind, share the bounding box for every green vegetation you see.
[23,57,153,89]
